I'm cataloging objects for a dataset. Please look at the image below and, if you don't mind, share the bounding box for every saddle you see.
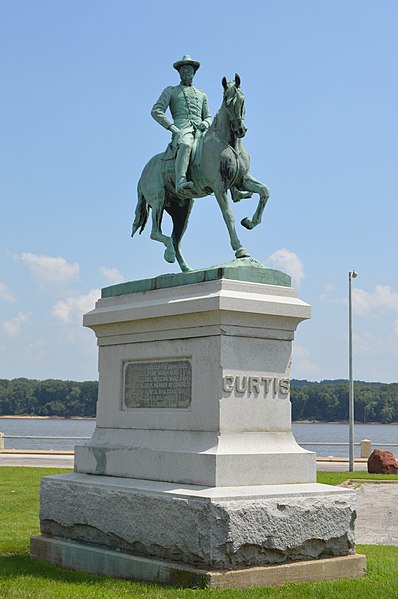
[160,131,252,201]
[161,132,209,195]
[161,130,203,166]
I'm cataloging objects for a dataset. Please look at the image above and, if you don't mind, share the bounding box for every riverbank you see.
[2,416,398,425]
[1,420,397,458]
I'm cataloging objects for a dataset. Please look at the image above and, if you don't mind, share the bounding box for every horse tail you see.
[131,181,149,237]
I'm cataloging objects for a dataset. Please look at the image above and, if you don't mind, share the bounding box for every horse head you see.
[221,73,247,139]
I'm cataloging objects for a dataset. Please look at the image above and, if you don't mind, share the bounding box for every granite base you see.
[37,473,357,571]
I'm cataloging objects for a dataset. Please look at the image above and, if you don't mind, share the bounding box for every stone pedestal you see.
[75,275,315,486]
[32,264,364,587]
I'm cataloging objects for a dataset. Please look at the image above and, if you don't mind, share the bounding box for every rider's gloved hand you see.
[197,122,207,132]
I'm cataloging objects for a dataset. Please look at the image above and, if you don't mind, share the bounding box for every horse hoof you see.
[164,248,176,263]
[235,247,250,259]
[241,217,254,230]
[180,264,192,273]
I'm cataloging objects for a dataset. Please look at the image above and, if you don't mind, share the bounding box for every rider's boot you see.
[175,143,194,194]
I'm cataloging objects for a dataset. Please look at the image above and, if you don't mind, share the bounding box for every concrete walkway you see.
[354,482,398,545]
[0,451,74,468]
[0,451,370,470]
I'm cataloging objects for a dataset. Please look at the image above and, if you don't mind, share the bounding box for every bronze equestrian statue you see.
[132,55,270,272]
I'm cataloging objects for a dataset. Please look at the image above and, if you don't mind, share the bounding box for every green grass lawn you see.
[0,467,397,598]
[317,470,398,486]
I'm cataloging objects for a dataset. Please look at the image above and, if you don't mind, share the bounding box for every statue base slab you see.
[101,257,291,298]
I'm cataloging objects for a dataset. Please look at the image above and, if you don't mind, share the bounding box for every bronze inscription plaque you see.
[124,360,192,409]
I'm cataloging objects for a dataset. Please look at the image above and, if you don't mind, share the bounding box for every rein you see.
[207,102,244,157]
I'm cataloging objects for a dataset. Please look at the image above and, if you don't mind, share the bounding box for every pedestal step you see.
[31,535,366,588]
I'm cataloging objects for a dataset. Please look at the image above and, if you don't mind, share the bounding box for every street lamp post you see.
[348,270,358,472]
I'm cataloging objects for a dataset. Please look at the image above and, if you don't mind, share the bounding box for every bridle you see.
[223,84,246,138]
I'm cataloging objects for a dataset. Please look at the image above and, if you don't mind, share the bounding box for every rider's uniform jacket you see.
[151,84,212,136]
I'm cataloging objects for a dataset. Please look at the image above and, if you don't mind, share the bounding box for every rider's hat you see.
[173,54,200,73]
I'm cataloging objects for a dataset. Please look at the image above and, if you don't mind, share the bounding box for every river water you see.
[0,418,397,457]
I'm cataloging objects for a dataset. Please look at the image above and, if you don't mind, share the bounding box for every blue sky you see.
[1,1,397,382]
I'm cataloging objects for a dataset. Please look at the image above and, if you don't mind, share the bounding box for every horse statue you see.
[132,74,270,272]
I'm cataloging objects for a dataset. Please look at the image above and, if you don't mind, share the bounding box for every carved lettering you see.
[249,376,260,394]
[223,375,234,392]
[235,375,247,393]
[279,378,290,395]
[261,377,272,393]
[222,374,290,399]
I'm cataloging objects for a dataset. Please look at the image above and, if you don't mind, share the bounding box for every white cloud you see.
[25,338,46,361]
[352,285,398,315]
[351,331,376,355]
[333,285,398,377]
[3,312,30,337]
[292,345,319,374]
[0,282,15,302]
[15,252,79,284]
[100,267,124,284]
[51,289,100,324]
[319,283,335,303]
[345,329,398,357]
[65,330,92,345]
[267,248,304,287]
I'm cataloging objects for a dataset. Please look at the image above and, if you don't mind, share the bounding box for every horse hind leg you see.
[149,193,176,264]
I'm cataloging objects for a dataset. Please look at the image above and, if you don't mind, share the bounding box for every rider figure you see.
[151,55,212,194]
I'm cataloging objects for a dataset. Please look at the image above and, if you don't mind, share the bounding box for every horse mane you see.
[208,80,237,136]
[208,110,220,133]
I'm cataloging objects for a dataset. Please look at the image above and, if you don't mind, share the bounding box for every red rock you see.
[367,449,398,474]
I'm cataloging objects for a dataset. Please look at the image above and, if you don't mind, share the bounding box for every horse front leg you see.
[214,188,250,259]
[240,175,270,230]
[150,196,176,264]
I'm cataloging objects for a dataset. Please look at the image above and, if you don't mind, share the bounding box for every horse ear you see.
[222,76,228,91]
[235,73,241,88]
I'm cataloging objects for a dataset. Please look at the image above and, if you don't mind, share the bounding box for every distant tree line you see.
[0,378,398,422]
[291,380,398,423]
[0,379,98,417]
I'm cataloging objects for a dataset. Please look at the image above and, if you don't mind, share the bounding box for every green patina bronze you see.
[102,257,291,298]
[132,55,270,273]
